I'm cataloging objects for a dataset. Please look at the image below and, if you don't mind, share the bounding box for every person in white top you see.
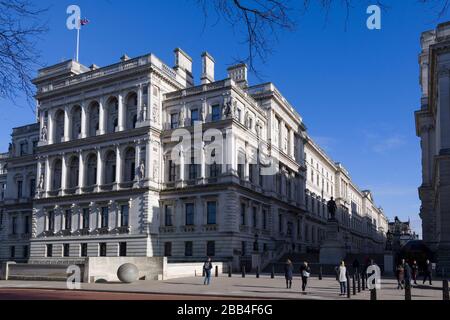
[338,261,347,296]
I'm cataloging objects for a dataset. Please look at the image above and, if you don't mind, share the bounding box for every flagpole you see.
[76,26,80,62]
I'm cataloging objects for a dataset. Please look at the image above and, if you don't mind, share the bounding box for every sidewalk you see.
[0,275,444,300]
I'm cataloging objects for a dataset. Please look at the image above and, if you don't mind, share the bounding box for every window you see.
[24,216,30,234]
[99,243,107,257]
[46,244,53,257]
[64,209,72,230]
[263,210,267,230]
[20,142,27,156]
[278,214,282,233]
[23,245,29,258]
[29,179,35,198]
[237,163,244,179]
[101,207,109,228]
[119,242,127,257]
[236,108,242,122]
[241,241,246,256]
[241,203,246,225]
[190,109,199,125]
[11,216,17,235]
[252,207,257,228]
[189,157,198,180]
[207,201,216,225]
[32,140,38,154]
[209,162,220,178]
[82,208,90,229]
[185,241,193,257]
[206,241,215,257]
[170,113,179,129]
[81,243,88,257]
[164,242,172,256]
[165,205,173,226]
[211,105,221,121]
[10,246,15,258]
[249,164,255,183]
[185,203,194,226]
[168,160,176,182]
[120,204,129,227]
[63,244,70,257]
[17,180,23,198]
[48,211,55,232]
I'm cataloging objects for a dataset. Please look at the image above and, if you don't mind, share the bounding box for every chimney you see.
[174,48,194,87]
[201,52,215,84]
[121,54,130,62]
[227,63,248,88]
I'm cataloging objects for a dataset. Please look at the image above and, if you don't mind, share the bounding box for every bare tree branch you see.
[0,0,47,107]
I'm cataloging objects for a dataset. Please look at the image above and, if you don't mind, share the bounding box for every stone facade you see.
[0,48,388,268]
[416,22,450,271]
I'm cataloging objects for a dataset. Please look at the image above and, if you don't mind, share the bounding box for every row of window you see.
[45,242,127,258]
[169,105,222,129]
[164,201,217,226]
[9,245,29,258]
[163,241,216,257]
[9,215,30,235]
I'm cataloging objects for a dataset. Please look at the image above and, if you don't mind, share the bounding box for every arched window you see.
[54,110,65,143]
[52,159,62,190]
[126,92,138,130]
[88,102,100,137]
[86,153,97,186]
[107,97,118,134]
[71,106,82,140]
[123,147,135,182]
[104,151,116,184]
[68,157,79,188]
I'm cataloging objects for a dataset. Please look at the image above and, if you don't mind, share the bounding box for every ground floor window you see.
[206,241,215,257]
[63,243,70,257]
[81,243,88,257]
[164,242,172,257]
[119,242,127,257]
[185,241,193,257]
[23,245,29,258]
[99,243,107,257]
[10,246,15,258]
[46,244,53,257]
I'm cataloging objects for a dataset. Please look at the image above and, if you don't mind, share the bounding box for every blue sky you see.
[1,0,449,236]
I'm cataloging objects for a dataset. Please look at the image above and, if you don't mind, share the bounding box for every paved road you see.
[0,288,249,300]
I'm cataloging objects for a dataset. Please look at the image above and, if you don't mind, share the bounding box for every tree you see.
[196,0,450,74]
[0,0,47,103]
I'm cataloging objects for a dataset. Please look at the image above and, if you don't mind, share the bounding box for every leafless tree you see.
[196,0,450,74]
[0,0,47,104]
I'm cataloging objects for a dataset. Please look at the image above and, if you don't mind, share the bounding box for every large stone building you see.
[0,48,388,268]
[416,22,450,272]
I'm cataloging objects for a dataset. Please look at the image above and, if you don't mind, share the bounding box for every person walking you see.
[338,261,347,296]
[411,260,419,285]
[396,263,405,290]
[404,261,412,288]
[203,257,213,285]
[300,261,311,293]
[284,259,294,289]
[423,259,433,285]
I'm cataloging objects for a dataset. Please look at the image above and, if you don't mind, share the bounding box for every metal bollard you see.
[319,265,322,280]
[370,288,377,300]
[256,265,260,278]
[443,280,449,300]
[215,265,218,278]
[271,264,275,279]
[228,263,232,278]
[241,265,246,278]
[358,274,361,293]
[362,275,365,291]
[405,283,412,300]
[347,279,351,299]
[353,274,356,295]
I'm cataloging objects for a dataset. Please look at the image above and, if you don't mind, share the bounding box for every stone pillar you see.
[45,157,51,193]
[61,154,68,193]
[64,106,71,142]
[438,69,450,151]
[80,102,87,139]
[179,147,185,182]
[200,142,206,179]
[137,85,143,122]
[289,129,295,159]
[78,151,85,191]
[116,145,123,185]
[135,143,141,180]
[96,149,104,187]
[118,93,125,131]
[99,98,106,135]
[48,110,55,145]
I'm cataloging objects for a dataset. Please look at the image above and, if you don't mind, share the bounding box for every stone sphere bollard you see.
[117,263,139,283]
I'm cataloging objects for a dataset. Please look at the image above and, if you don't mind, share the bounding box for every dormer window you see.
[191,109,199,126]
[211,105,221,121]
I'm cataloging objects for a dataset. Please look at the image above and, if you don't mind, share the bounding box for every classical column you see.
[200,142,206,179]
[115,145,123,185]
[96,149,104,187]
[48,110,55,144]
[61,154,68,193]
[289,129,295,159]
[78,151,85,191]
[45,157,51,194]
[80,102,88,139]
[64,106,71,142]
[135,143,141,179]
[137,85,143,122]
[99,97,106,135]
[179,146,185,182]
[118,93,125,131]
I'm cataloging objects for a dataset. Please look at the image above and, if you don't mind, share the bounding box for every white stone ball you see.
[117,263,139,283]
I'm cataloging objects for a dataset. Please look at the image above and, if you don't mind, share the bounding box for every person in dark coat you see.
[203,257,213,285]
[403,262,412,288]
[300,261,311,293]
[423,259,433,285]
[411,260,419,285]
[396,264,404,289]
[284,259,294,289]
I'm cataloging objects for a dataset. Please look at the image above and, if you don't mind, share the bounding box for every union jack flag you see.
[80,18,90,26]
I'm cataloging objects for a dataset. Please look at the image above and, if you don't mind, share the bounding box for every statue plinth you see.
[319,219,346,265]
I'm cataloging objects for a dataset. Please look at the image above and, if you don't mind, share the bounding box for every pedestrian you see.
[396,263,404,290]
[300,261,311,293]
[352,258,360,276]
[338,261,347,296]
[404,261,412,288]
[423,259,433,285]
[203,257,213,285]
[411,260,419,285]
[284,259,293,289]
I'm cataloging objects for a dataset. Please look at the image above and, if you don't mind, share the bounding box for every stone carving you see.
[38,173,45,191]
[179,108,185,127]
[327,197,337,221]
[152,103,159,124]
[136,160,145,181]
[153,160,159,180]
[223,100,232,119]
[41,124,48,141]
